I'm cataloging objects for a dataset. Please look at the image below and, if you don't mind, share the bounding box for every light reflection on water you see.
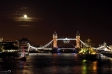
[0,53,112,74]
[81,60,98,74]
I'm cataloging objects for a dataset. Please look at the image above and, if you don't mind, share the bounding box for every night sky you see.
[0,0,112,45]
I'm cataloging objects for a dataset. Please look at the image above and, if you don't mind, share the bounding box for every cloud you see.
[14,16,41,22]
[18,25,34,27]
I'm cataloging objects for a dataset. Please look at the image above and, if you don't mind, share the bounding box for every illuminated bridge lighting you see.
[27,38,91,51]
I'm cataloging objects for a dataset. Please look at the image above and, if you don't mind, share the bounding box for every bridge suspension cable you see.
[80,40,89,47]
[37,40,53,49]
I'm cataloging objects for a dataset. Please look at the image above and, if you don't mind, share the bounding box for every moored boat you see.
[18,56,26,61]
[77,47,98,60]
[18,52,26,61]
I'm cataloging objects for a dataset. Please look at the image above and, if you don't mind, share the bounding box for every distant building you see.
[18,38,30,51]
[85,38,92,46]
[0,37,3,42]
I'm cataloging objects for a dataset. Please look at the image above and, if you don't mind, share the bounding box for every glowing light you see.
[91,52,97,55]
[83,59,87,63]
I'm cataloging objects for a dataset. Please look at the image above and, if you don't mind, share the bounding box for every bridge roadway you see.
[37,48,75,50]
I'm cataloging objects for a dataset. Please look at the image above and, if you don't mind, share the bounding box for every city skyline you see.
[0,0,112,45]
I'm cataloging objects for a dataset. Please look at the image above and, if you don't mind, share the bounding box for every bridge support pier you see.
[75,31,81,53]
[52,32,58,53]
[52,48,58,53]
[75,48,81,53]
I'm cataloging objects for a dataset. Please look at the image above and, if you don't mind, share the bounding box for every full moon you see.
[24,14,27,18]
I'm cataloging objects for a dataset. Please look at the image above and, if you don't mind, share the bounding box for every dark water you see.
[0,53,112,74]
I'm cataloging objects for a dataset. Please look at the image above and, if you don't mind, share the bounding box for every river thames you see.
[0,53,112,74]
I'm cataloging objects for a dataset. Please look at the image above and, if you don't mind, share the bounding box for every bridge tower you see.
[75,31,80,48]
[53,32,58,48]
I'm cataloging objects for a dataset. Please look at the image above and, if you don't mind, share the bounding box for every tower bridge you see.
[28,31,90,52]
[27,31,112,53]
